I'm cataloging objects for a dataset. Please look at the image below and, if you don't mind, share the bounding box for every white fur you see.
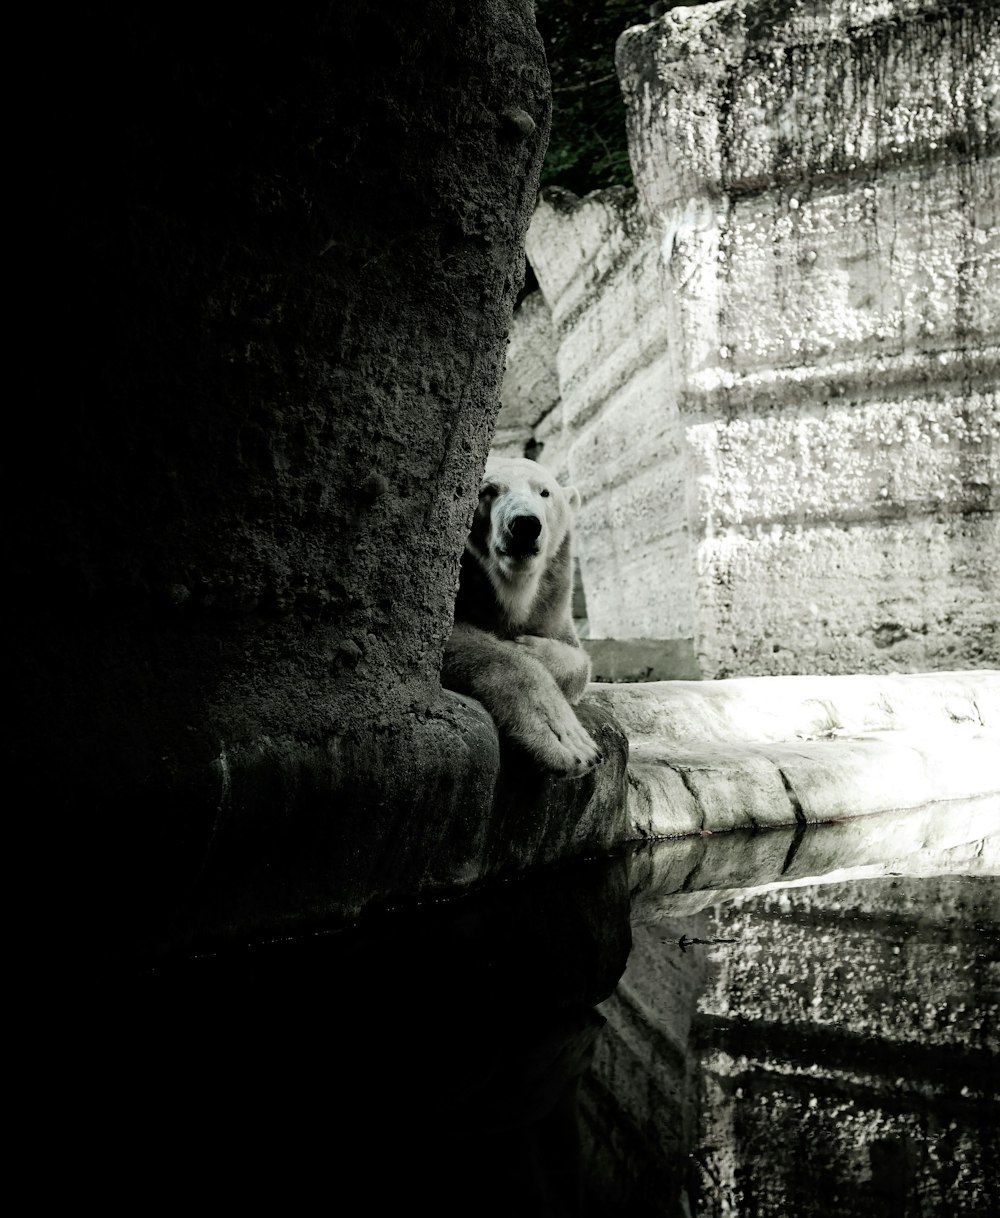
[468,455,575,627]
[443,457,599,776]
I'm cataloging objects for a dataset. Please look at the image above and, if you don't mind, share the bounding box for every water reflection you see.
[585,823,999,1217]
[82,816,997,1216]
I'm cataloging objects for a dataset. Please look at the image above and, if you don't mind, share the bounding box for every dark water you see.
[77,821,998,1216]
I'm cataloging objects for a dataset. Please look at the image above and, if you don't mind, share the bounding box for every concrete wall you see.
[499,0,999,678]
[494,288,561,458]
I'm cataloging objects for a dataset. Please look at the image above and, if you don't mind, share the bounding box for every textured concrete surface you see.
[583,637,702,682]
[587,668,1000,839]
[493,289,560,457]
[524,186,690,639]
[504,0,998,677]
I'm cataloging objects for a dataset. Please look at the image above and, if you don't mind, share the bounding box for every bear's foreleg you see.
[514,635,591,703]
[443,624,600,777]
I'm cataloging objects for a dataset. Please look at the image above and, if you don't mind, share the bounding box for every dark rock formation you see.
[13,4,631,965]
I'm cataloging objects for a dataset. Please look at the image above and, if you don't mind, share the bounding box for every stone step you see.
[586,669,1000,838]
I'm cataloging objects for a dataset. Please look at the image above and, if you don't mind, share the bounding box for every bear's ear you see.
[566,486,581,513]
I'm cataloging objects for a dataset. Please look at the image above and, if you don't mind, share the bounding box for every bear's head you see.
[468,455,580,582]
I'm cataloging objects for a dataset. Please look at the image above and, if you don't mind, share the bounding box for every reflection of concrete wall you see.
[582,867,999,1215]
[581,916,710,1216]
[501,0,999,678]
[696,876,1000,1216]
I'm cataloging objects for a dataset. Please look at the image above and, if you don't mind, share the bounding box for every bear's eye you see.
[539,489,550,498]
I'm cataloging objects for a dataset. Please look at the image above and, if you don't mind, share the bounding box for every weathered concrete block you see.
[524,188,687,639]
[716,162,998,374]
[529,188,669,435]
[687,392,998,530]
[695,515,999,676]
[507,0,998,676]
[570,367,693,640]
[628,0,1000,677]
[493,289,560,456]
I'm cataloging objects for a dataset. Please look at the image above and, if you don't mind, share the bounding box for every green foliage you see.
[535,0,653,197]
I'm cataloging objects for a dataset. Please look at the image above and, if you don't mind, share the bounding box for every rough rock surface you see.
[15,3,631,964]
[506,0,999,677]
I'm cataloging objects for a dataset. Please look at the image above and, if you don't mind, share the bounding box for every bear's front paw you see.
[522,698,601,778]
[550,712,602,779]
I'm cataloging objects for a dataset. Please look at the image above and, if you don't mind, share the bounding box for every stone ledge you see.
[124,694,630,965]
[586,670,1000,838]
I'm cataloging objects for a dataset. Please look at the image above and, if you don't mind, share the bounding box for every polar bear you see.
[442,455,600,776]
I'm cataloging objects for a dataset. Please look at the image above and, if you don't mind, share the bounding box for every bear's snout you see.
[507,513,542,555]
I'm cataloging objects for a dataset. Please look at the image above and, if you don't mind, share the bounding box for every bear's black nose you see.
[508,514,542,552]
